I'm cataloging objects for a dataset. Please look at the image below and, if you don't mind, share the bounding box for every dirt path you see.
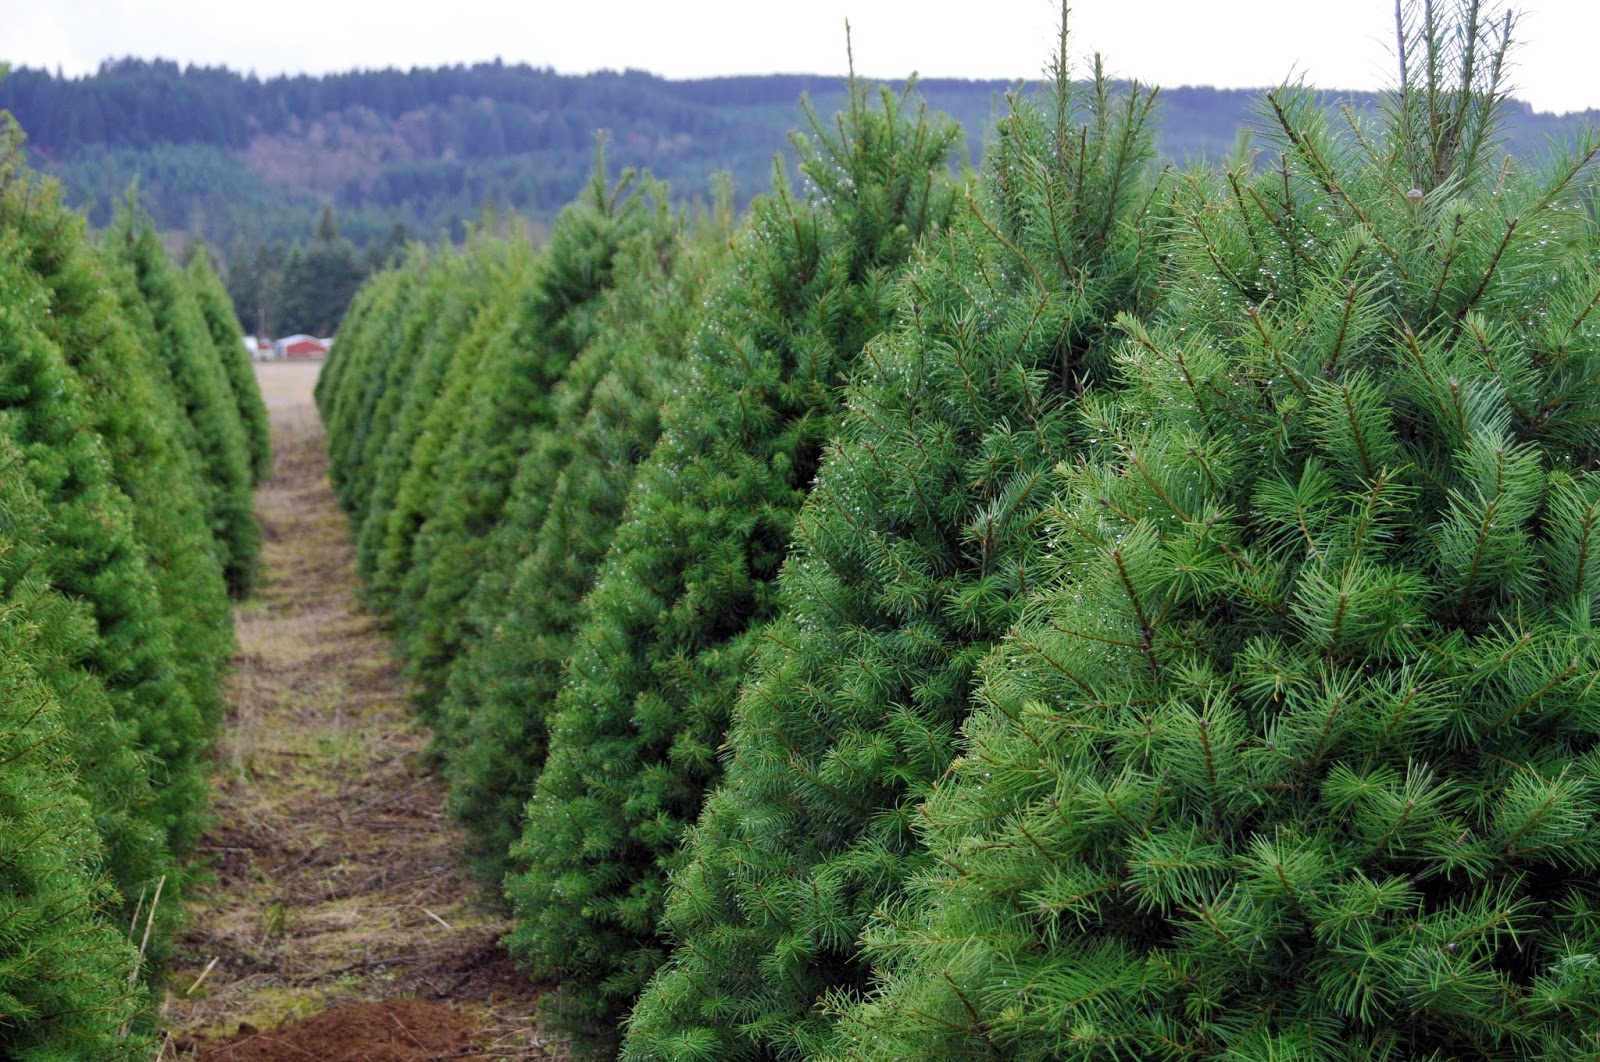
[162,361,555,1060]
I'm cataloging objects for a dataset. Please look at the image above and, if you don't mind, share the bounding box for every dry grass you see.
[162,361,557,1058]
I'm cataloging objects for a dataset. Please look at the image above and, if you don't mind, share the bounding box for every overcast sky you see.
[8,0,1600,114]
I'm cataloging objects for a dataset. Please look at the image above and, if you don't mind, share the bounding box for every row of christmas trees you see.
[0,115,269,1056]
[319,4,1600,1057]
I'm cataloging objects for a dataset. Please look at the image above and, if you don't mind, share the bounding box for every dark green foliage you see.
[0,443,152,1060]
[6,55,1595,262]
[498,80,962,1045]
[107,202,260,595]
[275,210,371,337]
[187,245,272,484]
[831,8,1600,1058]
[618,49,1169,1061]
[401,167,663,722]
[438,194,723,889]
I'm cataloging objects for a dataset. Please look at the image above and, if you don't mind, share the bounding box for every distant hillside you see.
[3,58,1595,256]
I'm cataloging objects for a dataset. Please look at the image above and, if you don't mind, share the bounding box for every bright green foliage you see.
[619,52,1168,1062]
[0,228,186,989]
[354,245,480,604]
[188,245,271,484]
[439,192,724,886]
[400,168,664,719]
[318,252,424,512]
[497,80,962,1046]
[831,10,1600,1059]
[0,445,151,1060]
[0,228,182,868]
[0,124,237,1026]
[377,235,537,628]
[107,202,259,595]
[7,177,233,765]
[341,254,456,555]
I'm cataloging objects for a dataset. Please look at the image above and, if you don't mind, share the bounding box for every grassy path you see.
[162,361,554,1060]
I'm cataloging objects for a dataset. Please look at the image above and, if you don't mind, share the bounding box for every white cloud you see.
[6,0,1597,113]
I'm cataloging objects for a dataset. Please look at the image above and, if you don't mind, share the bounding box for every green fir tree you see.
[437,185,722,885]
[499,77,963,1048]
[832,6,1600,1058]
[399,162,661,720]
[188,243,272,484]
[377,233,538,629]
[318,250,425,512]
[107,199,259,595]
[0,440,152,1060]
[354,243,479,604]
[619,37,1169,1061]
[0,223,186,1000]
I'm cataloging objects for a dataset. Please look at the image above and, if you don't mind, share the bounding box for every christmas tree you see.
[187,244,272,485]
[621,29,1168,1059]
[107,201,259,596]
[397,162,662,719]
[378,232,538,632]
[502,75,962,1048]
[437,183,720,882]
[833,4,1600,1057]
[0,442,150,1059]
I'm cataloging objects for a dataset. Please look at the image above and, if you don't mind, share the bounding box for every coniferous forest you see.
[7,0,1600,1057]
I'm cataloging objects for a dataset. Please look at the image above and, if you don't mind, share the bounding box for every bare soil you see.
[161,361,556,1060]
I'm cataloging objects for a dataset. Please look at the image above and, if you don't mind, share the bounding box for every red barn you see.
[274,334,331,359]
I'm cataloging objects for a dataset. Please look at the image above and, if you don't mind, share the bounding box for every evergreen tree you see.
[107,200,260,595]
[399,162,660,720]
[0,440,151,1060]
[3,124,233,815]
[275,206,368,336]
[318,251,423,512]
[618,42,1168,1061]
[0,222,187,990]
[0,129,227,978]
[833,6,1600,1058]
[354,243,478,603]
[496,78,962,1047]
[338,247,455,549]
[188,243,272,484]
[436,186,721,883]
[373,233,536,622]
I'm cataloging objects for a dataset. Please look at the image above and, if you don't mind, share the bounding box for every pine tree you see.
[318,251,424,513]
[0,131,225,979]
[354,244,478,602]
[339,247,456,553]
[107,200,260,595]
[0,440,151,1060]
[833,5,1600,1058]
[188,243,272,484]
[399,163,662,720]
[618,39,1168,1061]
[497,77,962,1047]
[0,219,187,994]
[375,233,537,626]
[436,187,721,883]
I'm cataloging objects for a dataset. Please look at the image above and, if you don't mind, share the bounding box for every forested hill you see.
[5,58,1597,256]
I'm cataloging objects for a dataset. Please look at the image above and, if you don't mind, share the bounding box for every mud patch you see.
[184,998,476,1061]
